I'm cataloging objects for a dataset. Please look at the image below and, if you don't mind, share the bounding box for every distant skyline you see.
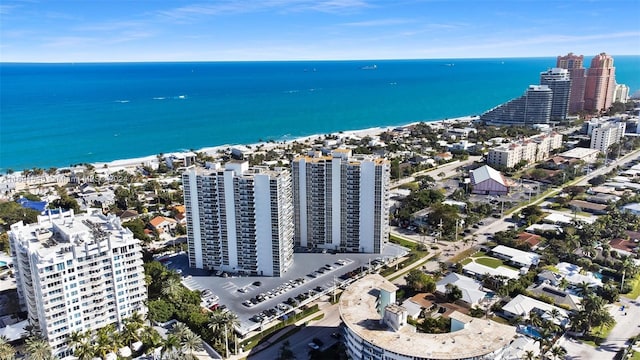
[1,0,639,63]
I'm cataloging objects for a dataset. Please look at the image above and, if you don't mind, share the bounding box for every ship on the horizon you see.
[361,64,377,70]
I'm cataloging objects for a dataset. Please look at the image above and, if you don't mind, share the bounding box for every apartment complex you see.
[557,53,586,114]
[480,85,553,126]
[584,53,616,112]
[339,274,516,360]
[487,132,563,168]
[291,149,390,253]
[540,68,571,121]
[8,209,147,358]
[590,121,626,153]
[182,162,294,276]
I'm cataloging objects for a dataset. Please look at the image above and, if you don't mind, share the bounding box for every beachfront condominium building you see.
[292,149,390,253]
[584,53,616,113]
[540,68,571,121]
[8,209,147,358]
[590,121,626,153]
[182,162,294,276]
[557,53,586,114]
[480,85,553,126]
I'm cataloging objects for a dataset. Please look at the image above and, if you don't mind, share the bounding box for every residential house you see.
[149,216,177,234]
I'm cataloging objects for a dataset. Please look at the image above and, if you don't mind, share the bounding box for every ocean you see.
[1,56,639,172]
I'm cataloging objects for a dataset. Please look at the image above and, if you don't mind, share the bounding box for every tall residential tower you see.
[480,85,553,126]
[9,210,147,358]
[584,53,616,112]
[540,68,571,121]
[182,162,294,276]
[557,53,586,114]
[291,149,390,253]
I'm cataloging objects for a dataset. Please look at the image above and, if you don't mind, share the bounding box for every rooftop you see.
[339,274,516,359]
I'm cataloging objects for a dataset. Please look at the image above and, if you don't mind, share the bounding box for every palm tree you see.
[528,310,543,329]
[521,350,535,360]
[25,336,53,360]
[0,336,15,360]
[575,281,593,297]
[171,322,191,340]
[181,330,203,360]
[73,341,95,360]
[141,327,163,357]
[122,311,145,347]
[550,345,567,359]
[549,308,563,328]
[162,277,182,299]
[161,334,181,360]
[94,324,120,359]
[66,330,86,352]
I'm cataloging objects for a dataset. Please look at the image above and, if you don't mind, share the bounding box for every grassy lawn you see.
[582,321,616,347]
[542,265,559,272]
[471,251,486,258]
[475,257,504,269]
[461,258,472,265]
[625,274,640,300]
[449,248,477,263]
[631,350,640,360]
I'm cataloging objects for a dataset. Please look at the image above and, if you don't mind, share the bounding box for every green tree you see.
[404,269,436,293]
[0,202,40,230]
[49,186,80,213]
[445,284,462,302]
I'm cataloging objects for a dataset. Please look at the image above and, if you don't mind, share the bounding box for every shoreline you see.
[4,115,477,176]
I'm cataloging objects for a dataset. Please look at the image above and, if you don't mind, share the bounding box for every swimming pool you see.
[519,325,542,339]
[0,261,6,267]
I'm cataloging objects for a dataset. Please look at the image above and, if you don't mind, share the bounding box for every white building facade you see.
[182,162,294,276]
[9,210,147,358]
[590,122,626,152]
[487,132,563,168]
[291,149,390,253]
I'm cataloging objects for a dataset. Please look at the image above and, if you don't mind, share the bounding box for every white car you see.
[307,342,320,350]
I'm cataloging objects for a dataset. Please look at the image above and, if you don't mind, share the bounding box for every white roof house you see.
[491,245,540,267]
[435,273,487,306]
[470,165,509,195]
[462,262,520,280]
[556,262,603,288]
[502,294,569,326]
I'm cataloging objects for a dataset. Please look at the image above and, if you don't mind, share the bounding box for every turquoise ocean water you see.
[1,56,639,171]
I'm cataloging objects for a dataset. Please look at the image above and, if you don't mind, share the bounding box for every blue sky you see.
[1,0,639,62]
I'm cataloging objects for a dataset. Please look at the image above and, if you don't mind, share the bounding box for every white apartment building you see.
[9,209,147,358]
[613,83,630,103]
[339,274,516,360]
[182,162,294,276]
[291,149,390,253]
[487,132,563,168]
[590,122,626,152]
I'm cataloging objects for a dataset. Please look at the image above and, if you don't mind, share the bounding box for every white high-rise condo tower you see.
[9,209,147,359]
[182,162,294,276]
[292,149,390,253]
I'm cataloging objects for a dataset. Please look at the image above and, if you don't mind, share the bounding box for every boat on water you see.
[361,64,377,70]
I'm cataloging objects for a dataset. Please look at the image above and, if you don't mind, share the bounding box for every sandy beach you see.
[7,116,476,177]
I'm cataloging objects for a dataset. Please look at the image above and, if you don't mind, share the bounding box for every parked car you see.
[307,342,320,350]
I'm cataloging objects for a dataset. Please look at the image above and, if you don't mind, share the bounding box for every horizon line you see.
[2,53,640,65]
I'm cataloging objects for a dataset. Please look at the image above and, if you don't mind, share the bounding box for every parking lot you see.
[163,243,407,335]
